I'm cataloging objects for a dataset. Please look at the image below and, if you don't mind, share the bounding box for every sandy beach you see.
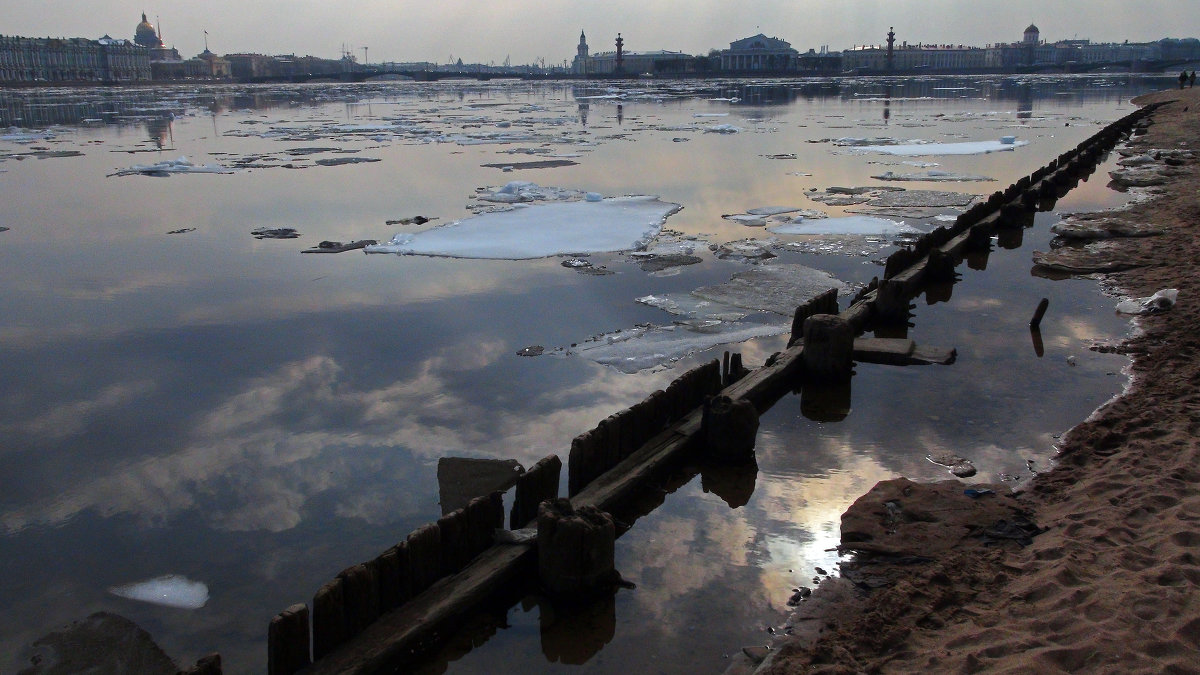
[752,84,1200,674]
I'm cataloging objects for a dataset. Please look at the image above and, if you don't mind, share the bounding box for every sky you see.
[3,0,1199,66]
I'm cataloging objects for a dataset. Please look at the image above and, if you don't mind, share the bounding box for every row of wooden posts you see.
[264,100,1163,675]
[842,101,1166,330]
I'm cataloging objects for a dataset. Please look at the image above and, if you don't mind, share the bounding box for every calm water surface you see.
[0,75,1169,672]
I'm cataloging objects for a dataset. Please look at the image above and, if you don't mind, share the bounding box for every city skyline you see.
[3,0,1199,65]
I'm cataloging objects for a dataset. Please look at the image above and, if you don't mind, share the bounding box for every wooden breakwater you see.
[264,100,1164,675]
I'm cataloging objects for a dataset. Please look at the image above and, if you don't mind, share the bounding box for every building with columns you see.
[719,34,800,72]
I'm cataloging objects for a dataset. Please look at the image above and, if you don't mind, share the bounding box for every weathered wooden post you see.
[537,498,616,601]
[406,523,443,595]
[924,248,957,283]
[701,394,759,463]
[802,314,853,380]
[311,578,346,660]
[512,455,562,528]
[338,563,380,637]
[437,508,471,575]
[375,543,410,611]
[267,604,310,675]
[466,491,504,558]
[873,278,912,324]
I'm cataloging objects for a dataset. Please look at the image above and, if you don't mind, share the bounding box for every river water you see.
[0,74,1171,673]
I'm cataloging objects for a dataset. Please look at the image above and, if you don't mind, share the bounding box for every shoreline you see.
[740,85,1200,673]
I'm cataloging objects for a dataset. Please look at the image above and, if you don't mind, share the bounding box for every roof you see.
[728,33,794,52]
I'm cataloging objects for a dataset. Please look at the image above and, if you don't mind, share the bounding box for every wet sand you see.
[752,85,1200,674]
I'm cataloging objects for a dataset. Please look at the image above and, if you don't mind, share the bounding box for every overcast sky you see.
[4,1,1198,66]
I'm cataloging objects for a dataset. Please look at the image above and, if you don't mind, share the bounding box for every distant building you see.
[719,34,800,72]
[841,29,986,73]
[0,35,150,83]
[572,31,693,75]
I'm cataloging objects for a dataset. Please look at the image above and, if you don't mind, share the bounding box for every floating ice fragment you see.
[770,216,920,236]
[723,214,768,227]
[366,196,681,259]
[851,139,1028,156]
[872,170,995,182]
[109,574,209,609]
[691,264,851,316]
[704,124,742,134]
[110,156,235,177]
[745,206,804,216]
[572,322,786,373]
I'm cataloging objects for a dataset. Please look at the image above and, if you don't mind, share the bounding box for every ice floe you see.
[571,264,851,372]
[571,322,785,374]
[849,138,1028,156]
[109,574,209,609]
[366,194,681,259]
[110,156,236,177]
[690,264,851,316]
[872,170,995,182]
[770,215,920,236]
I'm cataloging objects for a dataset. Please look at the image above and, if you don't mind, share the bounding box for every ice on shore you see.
[770,215,920,236]
[366,194,681,259]
[109,574,209,609]
[851,139,1028,156]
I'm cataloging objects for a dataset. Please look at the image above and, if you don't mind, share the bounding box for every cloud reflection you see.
[0,338,670,534]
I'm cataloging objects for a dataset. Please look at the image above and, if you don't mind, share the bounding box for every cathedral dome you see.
[135,13,162,48]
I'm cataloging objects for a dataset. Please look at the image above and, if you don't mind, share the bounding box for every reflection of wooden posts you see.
[512,455,562,528]
[802,314,853,380]
[537,498,616,600]
[268,604,310,675]
[701,394,758,462]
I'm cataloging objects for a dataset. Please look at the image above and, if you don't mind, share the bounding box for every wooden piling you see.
[375,544,409,612]
[1030,298,1050,328]
[311,578,347,661]
[701,394,759,462]
[338,563,380,638]
[267,603,310,675]
[437,509,471,576]
[802,314,854,380]
[873,278,912,324]
[406,523,442,595]
[537,498,616,601]
[512,454,562,528]
[466,491,504,559]
[789,288,839,346]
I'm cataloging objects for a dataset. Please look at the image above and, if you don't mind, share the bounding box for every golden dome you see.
[135,12,162,48]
